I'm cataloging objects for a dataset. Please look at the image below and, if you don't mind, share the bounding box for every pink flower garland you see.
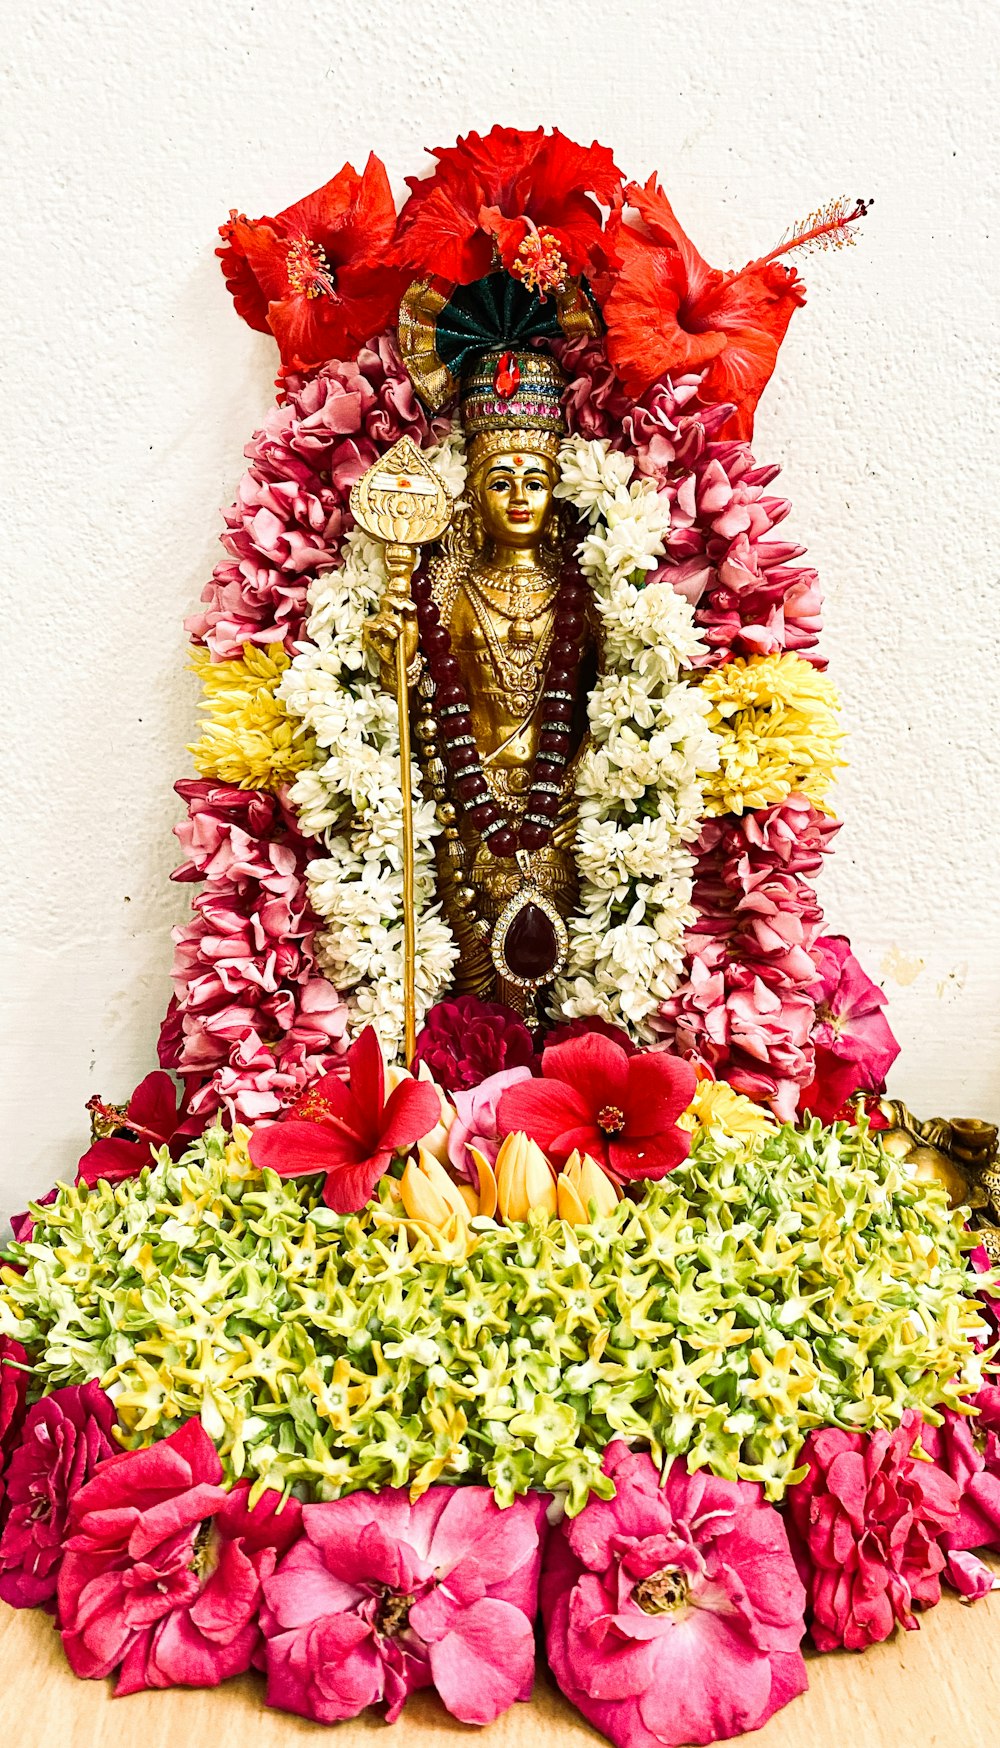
[158,780,348,1127]
[187,335,448,660]
[662,800,839,1120]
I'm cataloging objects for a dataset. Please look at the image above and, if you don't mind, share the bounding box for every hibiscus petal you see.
[249,1119,357,1178]
[497,1079,591,1155]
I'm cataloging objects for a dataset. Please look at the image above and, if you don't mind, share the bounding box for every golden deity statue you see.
[364,344,594,1025]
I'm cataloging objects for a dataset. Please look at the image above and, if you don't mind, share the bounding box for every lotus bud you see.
[399,1157,451,1227]
[558,1149,619,1224]
[386,1063,456,1164]
[415,1145,471,1224]
[495,1131,557,1222]
[467,1146,499,1219]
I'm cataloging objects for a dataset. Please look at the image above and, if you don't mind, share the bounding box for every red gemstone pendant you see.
[491,884,568,990]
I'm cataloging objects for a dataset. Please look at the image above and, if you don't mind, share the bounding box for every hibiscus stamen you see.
[285,236,337,300]
[596,1104,627,1137]
[633,1566,690,1614]
[758,196,873,269]
[374,1586,415,1636]
[85,1093,131,1141]
[510,217,568,299]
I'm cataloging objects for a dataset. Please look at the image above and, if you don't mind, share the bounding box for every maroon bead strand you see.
[415,561,587,859]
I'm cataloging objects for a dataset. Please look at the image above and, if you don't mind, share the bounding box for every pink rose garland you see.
[261,1486,547,1727]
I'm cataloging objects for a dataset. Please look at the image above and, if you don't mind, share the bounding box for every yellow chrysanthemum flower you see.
[680,1079,779,1140]
[188,643,316,790]
[698,652,845,815]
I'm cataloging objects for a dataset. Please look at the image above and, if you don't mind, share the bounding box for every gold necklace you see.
[463,573,556,709]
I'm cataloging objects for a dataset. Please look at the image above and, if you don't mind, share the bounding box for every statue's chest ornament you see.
[413,560,588,990]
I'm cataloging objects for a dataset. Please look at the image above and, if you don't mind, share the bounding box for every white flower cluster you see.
[279,454,461,1053]
[552,436,718,1038]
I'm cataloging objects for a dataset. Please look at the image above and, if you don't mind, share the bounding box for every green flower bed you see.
[1,1119,987,1512]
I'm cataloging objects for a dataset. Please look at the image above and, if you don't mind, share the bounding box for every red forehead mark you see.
[513,455,524,466]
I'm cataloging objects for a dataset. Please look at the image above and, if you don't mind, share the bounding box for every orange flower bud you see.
[495,1131,557,1222]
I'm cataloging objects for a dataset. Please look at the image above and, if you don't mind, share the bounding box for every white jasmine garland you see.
[279,443,462,1053]
[552,434,718,1039]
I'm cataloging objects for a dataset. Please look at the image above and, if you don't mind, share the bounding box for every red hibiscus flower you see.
[497,1033,695,1185]
[218,155,407,372]
[603,182,868,438]
[391,126,623,287]
[57,1418,301,1694]
[77,1071,193,1188]
[248,1025,441,1214]
[798,935,900,1123]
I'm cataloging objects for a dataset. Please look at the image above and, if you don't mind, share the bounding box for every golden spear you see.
[350,437,453,1065]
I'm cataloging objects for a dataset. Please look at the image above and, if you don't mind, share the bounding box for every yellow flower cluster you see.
[188,643,316,791]
[698,652,845,816]
[679,1079,778,1140]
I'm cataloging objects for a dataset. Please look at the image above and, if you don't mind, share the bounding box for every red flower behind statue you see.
[248,1025,440,1213]
[391,125,623,286]
[602,179,806,438]
[218,156,407,372]
[497,1032,695,1184]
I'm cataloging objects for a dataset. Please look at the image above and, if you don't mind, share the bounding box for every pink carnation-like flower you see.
[261,1486,547,1727]
[0,1338,29,1523]
[542,1441,807,1748]
[187,335,448,659]
[0,1381,117,1608]
[786,1411,960,1651]
[799,935,900,1122]
[159,781,348,1127]
[412,995,535,1094]
[554,333,633,440]
[57,1418,302,1694]
[446,1065,534,1183]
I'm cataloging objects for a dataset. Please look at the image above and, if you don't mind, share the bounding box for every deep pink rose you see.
[919,1391,1000,1597]
[786,1411,960,1651]
[0,1381,117,1608]
[447,1066,533,1183]
[57,1418,301,1694]
[799,935,900,1121]
[541,1441,807,1748]
[262,1485,547,1727]
[412,995,535,1094]
[0,1338,29,1523]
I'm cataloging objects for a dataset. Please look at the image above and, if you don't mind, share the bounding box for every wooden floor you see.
[2,1587,999,1748]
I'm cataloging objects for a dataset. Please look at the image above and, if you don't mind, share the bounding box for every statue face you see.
[474,451,556,549]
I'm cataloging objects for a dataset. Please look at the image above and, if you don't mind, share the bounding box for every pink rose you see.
[262,1485,547,1727]
[786,1411,960,1651]
[57,1418,301,1693]
[542,1441,807,1748]
[0,1380,117,1608]
[447,1065,534,1182]
[919,1391,1000,1596]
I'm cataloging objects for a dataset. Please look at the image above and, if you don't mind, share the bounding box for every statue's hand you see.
[363,591,420,688]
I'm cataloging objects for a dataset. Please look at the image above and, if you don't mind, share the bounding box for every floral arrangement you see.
[3,126,990,1748]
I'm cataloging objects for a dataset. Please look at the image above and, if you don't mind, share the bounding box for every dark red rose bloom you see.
[391,126,622,286]
[543,1015,638,1056]
[412,996,536,1094]
[218,155,407,372]
[0,1338,29,1523]
[0,1380,117,1608]
[77,1071,193,1188]
[498,1033,696,1185]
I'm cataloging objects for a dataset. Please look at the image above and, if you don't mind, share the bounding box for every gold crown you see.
[462,349,566,470]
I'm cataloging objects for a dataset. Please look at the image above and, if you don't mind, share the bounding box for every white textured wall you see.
[3,0,998,1224]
